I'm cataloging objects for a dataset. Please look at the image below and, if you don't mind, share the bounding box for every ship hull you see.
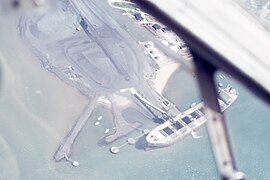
[145,86,238,149]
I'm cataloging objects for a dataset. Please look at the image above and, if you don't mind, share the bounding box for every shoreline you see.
[152,58,181,95]
[106,0,184,96]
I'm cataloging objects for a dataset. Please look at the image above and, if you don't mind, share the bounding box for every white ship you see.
[146,85,239,148]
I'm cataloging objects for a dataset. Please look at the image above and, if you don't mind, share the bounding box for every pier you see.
[131,88,181,121]
[54,97,97,161]
[133,92,166,114]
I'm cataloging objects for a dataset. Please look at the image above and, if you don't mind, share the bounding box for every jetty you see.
[54,97,97,161]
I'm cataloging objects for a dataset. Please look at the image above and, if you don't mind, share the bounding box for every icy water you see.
[1,13,270,180]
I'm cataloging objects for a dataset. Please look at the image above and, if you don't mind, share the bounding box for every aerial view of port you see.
[23,0,239,160]
[3,0,270,179]
[18,0,238,173]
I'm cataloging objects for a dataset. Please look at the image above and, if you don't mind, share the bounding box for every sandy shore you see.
[152,58,181,94]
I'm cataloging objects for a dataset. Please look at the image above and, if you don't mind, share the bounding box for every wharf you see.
[54,97,97,161]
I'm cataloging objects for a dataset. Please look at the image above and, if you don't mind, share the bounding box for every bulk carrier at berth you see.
[146,85,239,149]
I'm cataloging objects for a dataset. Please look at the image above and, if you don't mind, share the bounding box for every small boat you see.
[190,102,197,108]
[218,83,223,87]
[219,74,224,79]
[104,128,110,134]
[97,116,103,121]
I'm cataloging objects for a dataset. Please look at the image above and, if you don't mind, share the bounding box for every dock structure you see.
[131,88,181,121]
[54,97,97,161]
[134,91,166,114]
